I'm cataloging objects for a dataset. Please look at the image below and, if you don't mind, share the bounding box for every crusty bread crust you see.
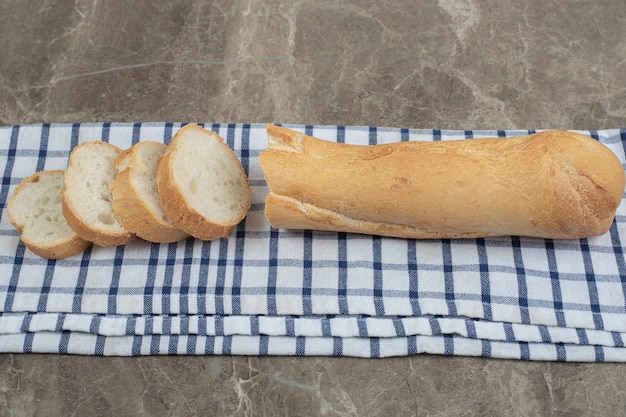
[62,141,135,247]
[8,170,92,259]
[261,125,625,240]
[157,124,251,240]
[109,142,190,243]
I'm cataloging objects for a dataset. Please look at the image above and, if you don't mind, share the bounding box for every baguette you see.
[157,124,251,240]
[8,170,92,259]
[260,125,625,240]
[109,141,190,243]
[62,141,135,246]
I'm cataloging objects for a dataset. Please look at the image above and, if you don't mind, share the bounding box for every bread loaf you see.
[260,125,625,240]
[8,170,92,259]
[109,141,190,243]
[157,124,251,240]
[62,141,135,246]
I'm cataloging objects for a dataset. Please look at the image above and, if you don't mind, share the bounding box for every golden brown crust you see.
[109,142,190,243]
[261,126,625,240]
[8,170,92,259]
[62,141,135,247]
[156,124,250,240]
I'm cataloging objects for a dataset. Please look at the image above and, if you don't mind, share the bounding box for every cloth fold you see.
[1,123,625,360]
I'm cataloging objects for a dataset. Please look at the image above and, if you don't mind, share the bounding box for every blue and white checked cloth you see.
[1,123,625,361]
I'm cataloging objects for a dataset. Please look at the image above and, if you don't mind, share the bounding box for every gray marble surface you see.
[1,0,626,415]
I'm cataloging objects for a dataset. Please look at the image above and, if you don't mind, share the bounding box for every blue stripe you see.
[595,345,605,362]
[539,325,552,343]
[168,335,178,354]
[357,316,368,337]
[144,243,160,315]
[162,242,177,315]
[126,315,136,335]
[215,237,228,314]
[286,316,295,336]
[58,331,70,354]
[95,335,105,356]
[442,240,457,315]
[400,127,409,142]
[580,239,604,330]
[332,337,343,356]
[232,225,246,315]
[520,342,530,360]
[4,242,25,312]
[512,237,530,324]
[370,338,380,358]
[295,336,306,355]
[481,340,492,358]
[186,335,197,354]
[465,319,477,339]
[132,123,141,145]
[215,315,224,336]
[267,229,279,315]
[407,335,418,355]
[101,122,111,142]
[0,126,19,211]
[198,241,211,314]
[150,335,160,355]
[392,317,406,337]
[337,233,349,314]
[205,336,215,354]
[70,123,80,148]
[222,335,232,355]
[476,239,492,320]
[164,122,174,144]
[368,126,377,145]
[250,316,259,335]
[443,335,454,355]
[259,335,269,355]
[336,125,345,144]
[108,246,126,314]
[372,236,385,315]
[428,317,441,335]
[503,323,515,342]
[132,335,142,355]
[240,124,251,175]
[302,230,313,315]
[72,247,92,313]
[609,223,626,310]
[36,260,56,311]
[407,240,421,315]
[37,124,50,171]
[179,239,194,315]
[23,333,34,353]
[556,343,567,361]
[545,240,566,327]
[321,317,331,337]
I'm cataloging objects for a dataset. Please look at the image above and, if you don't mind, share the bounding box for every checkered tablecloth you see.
[1,123,625,360]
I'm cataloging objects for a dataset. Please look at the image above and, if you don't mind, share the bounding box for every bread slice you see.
[62,141,135,246]
[157,124,251,240]
[8,170,92,259]
[109,141,190,243]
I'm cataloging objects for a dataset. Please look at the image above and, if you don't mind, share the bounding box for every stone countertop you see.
[1,1,625,415]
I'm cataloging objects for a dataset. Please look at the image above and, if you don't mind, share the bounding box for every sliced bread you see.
[62,141,135,246]
[157,124,251,240]
[8,170,92,259]
[109,141,190,243]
